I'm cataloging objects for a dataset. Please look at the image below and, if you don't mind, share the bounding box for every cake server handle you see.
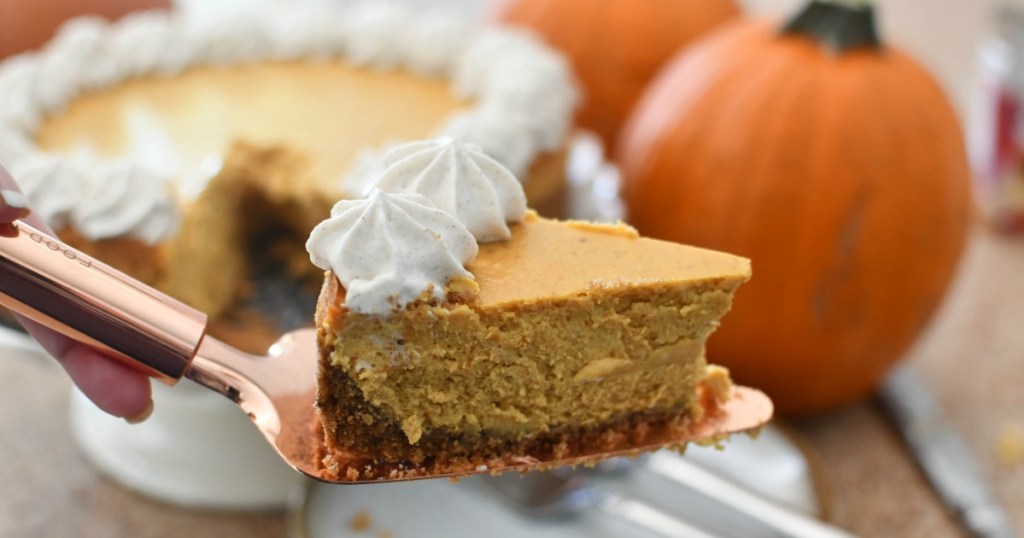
[0,220,208,383]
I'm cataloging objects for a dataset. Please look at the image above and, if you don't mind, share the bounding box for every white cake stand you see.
[0,324,306,509]
[70,378,306,510]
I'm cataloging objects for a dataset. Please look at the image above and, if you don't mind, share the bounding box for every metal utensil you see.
[880,364,1018,538]
[481,469,718,538]
[483,453,854,538]
[640,453,855,538]
[0,221,772,484]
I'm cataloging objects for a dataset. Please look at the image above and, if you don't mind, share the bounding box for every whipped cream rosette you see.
[373,138,527,242]
[306,190,478,315]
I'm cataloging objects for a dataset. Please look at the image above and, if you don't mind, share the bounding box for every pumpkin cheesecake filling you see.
[317,268,740,458]
[307,158,751,474]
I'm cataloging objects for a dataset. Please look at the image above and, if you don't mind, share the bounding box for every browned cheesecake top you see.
[36,62,467,187]
[315,213,751,453]
[467,212,751,308]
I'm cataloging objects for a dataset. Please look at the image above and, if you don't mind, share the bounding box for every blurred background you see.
[1,0,1023,537]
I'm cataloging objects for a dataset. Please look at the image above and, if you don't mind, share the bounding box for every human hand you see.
[0,163,153,422]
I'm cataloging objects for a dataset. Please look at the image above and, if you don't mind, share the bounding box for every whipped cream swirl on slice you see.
[373,138,527,242]
[306,190,478,316]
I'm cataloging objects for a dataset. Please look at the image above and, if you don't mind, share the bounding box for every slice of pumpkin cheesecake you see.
[306,138,753,480]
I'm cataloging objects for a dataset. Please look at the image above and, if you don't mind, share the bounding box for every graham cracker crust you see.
[316,366,734,482]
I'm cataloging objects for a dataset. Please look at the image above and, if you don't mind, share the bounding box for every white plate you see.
[292,426,821,538]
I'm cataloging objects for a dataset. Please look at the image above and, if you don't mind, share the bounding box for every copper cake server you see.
[0,220,772,483]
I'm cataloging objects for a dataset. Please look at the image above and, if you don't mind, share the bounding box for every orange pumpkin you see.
[489,0,740,149]
[616,0,971,415]
[0,0,169,59]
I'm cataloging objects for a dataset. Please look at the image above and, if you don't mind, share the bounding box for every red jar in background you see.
[969,6,1024,233]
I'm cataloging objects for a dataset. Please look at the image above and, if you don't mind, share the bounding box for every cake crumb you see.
[511,455,541,465]
[703,365,733,403]
[377,531,394,538]
[997,424,1024,467]
[350,511,372,532]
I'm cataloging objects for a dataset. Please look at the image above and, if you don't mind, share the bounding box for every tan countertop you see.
[0,353,286,538]
[793,223,1024,537]
[2,1,1021,536]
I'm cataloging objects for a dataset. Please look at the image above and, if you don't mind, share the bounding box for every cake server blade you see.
[0,221,772,484]
[880,364,1018,538]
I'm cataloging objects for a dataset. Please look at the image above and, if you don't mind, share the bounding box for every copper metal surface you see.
[0,222,206,382]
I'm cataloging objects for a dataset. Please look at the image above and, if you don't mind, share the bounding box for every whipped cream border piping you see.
[0,4,578,243]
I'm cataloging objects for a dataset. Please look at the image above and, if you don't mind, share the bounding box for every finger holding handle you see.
[0,190,30,239]
[0,163,153,422]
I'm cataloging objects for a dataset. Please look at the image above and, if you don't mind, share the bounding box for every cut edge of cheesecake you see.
[317,361,741,482]
[313,214,753,480]
[58,141,571,353]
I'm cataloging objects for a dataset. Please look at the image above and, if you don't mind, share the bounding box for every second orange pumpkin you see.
[489,0,740,149]
[617,1,971,415]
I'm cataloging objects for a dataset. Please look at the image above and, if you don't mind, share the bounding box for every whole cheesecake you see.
[306,138,756,479]
[0,5,577,349]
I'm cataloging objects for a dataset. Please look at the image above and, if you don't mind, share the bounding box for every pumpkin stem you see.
[781,0,882,53]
